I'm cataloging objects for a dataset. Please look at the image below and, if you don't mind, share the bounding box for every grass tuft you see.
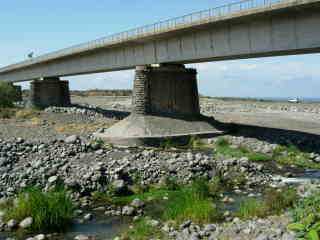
[120,217,164,240]
[237,187,297,219]
[163,179,221,224]
[3,187,74,232]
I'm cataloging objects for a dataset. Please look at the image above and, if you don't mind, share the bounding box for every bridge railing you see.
[0,0,288,72]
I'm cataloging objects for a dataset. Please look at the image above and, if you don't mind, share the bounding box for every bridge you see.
[1,0,320,145]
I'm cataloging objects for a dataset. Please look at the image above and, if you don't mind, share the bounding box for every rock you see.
[112,179,127,194]
[122,206,135,216]
[147,219,160,227]
[180,220,192,229]
[34,234,46,240]
[203,224,216,232]
[19,217,33,229]
[83,213,93,221]
[7,219,18,229]
[65,135,78,144]
[74,235,90,240]
[131,198,144,208]
[48,175,58,184]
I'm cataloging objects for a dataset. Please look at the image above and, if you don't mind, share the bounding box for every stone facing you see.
[132,64,200,117]
[29,77,70,108]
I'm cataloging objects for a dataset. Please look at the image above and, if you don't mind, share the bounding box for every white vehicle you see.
[288,97,300,103]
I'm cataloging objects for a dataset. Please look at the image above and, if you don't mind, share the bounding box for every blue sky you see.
[1,0,320,98]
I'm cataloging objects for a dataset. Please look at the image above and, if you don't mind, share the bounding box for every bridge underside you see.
[95,64,224,146]
[1,1,320,83]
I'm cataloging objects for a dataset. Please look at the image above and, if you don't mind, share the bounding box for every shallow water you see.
[274,169,320,185]
[0,216,130,240]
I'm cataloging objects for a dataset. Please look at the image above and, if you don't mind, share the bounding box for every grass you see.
[237,198,265,219]
[215,138,271,162]
[160,135,210,150]
[94,178,222,225]
[120,217,165,240]
[236,187,298,219]
[272,144,320,169]
[215,137,320,169]
[162,179,221,224]
[2,187,74,232]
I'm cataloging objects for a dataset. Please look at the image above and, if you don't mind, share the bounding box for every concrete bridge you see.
[1,0,320,145]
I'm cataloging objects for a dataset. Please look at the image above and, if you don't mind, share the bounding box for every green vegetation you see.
[0,82,17,108]
[215,137,320,169]
[160,136,209,150]
[120,217,164,240]
[163,179,221,224]
[288,191,320,240]
[237,198,265,219]
[94,178,222,225]
[215,138,271,162]
[237,187,298,219]
[272,144,320,169]
[2,187,74,232]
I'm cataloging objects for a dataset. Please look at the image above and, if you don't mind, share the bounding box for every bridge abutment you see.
[29,77,70,108]
[95,64,224,146]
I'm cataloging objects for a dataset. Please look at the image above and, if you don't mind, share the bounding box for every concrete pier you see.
[95,64,223,146]
[9,83,22,102]
[133,64,200,116]
[29,77,70,108]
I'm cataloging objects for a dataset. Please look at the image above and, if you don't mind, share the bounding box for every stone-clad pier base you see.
[95,64,224,146]
[29,77,70,108]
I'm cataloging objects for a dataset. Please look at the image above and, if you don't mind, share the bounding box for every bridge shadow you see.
[219,121,320,154]
[71,104,320,153]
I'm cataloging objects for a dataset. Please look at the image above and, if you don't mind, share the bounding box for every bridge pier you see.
[29,77,70,108]
[95,64,223,146]
[9,83,22,102]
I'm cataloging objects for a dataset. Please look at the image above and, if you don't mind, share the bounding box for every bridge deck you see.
[0,0,318,75]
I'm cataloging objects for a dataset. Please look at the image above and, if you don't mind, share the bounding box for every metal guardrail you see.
[0,0,288,72]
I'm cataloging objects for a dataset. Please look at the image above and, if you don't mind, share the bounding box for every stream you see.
[0,216,130,240]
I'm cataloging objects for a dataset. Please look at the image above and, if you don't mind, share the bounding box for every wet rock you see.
[122,206,135,216]
[83,213,93,221]
[19,217,33,229]
[131,198,144,208]
[7,219,18,229]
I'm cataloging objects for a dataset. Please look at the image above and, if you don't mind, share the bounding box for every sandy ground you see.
[72,95,320,136]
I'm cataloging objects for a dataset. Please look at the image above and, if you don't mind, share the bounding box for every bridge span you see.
[1,0,320,145]
[0,0,320,82]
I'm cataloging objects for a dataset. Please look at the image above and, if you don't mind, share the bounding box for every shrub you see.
[4,187,74,232]
[0,82,17,108]
[288,191,320,239]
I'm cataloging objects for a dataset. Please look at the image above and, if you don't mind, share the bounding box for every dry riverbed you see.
[0,96,320,240]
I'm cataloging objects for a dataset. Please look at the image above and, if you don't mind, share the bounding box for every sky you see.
[1,0,320,98]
